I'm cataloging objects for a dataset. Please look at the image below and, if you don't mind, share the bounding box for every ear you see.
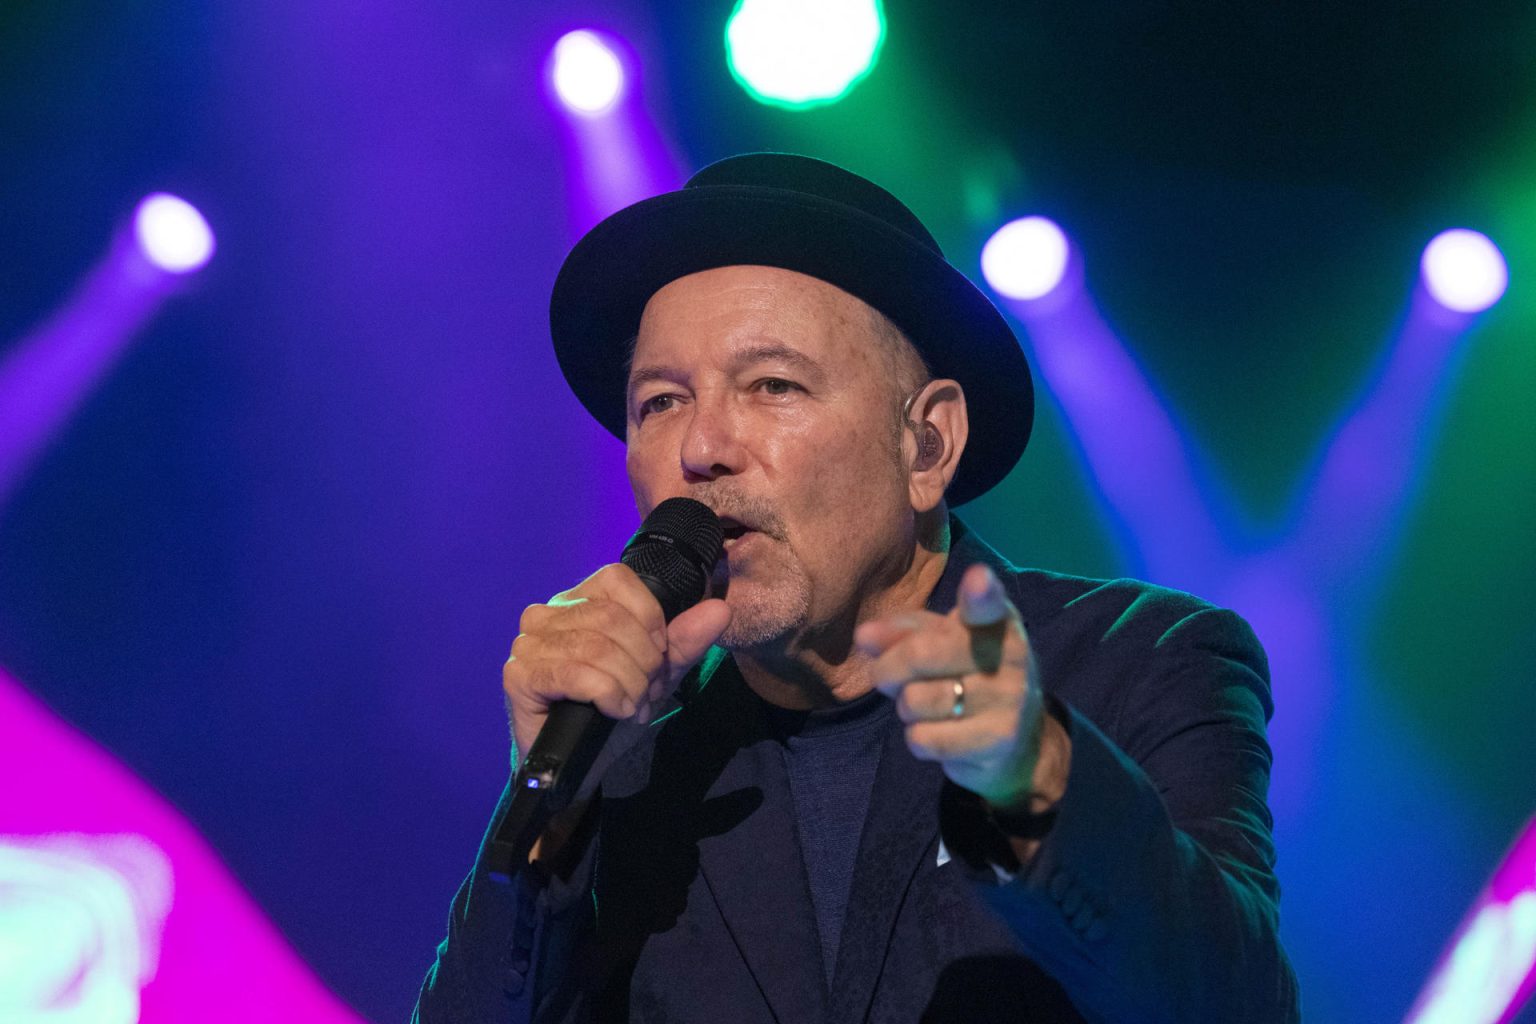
[903,378,968,513]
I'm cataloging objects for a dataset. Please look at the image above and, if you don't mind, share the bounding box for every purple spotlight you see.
[981,216,1070,301]
[550,30,627,116]
[133,194,215,274]
[1421,228,1508,314]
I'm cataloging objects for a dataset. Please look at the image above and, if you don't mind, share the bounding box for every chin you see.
[716,581,808,651]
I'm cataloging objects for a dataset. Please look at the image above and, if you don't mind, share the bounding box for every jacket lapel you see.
[617,521,1013,1022]
[827,518,1018,1022]
[682,658,830,1024]
[826,718,946,1023]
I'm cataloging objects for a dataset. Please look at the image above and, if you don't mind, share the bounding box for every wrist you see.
[982,697,1072,813]
[985,700,1071,858]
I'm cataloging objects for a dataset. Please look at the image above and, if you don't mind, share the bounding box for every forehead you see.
[629,265,883,371]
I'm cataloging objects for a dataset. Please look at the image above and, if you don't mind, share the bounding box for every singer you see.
[414,154,1299,1022]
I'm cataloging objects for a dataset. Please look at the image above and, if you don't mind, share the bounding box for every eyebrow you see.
[626,342,826,398]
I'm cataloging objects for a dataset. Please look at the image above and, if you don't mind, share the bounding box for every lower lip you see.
[723,530,759,553]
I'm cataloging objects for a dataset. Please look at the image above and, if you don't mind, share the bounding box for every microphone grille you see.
[620,498,724,621]
[637,497,725,558]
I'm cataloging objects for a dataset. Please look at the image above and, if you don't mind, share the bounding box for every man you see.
[415,153,1299,1022]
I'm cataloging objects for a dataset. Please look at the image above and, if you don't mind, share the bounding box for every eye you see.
[756,378,801,396]
[636,393,676,419]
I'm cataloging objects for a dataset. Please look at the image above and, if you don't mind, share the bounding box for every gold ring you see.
[950,679,966,718]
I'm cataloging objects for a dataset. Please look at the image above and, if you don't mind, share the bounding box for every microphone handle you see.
[485,699,614,882]
[485,573,669,884]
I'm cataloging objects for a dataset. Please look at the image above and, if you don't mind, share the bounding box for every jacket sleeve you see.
[413,782,543,1024]
[951,605,1300,1023]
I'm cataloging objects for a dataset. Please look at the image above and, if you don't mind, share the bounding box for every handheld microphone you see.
[486,497,724,882]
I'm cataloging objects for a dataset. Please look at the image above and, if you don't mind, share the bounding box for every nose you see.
[679,389,747,482]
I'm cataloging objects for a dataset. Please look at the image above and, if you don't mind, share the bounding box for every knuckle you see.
[518,603,549,635]
[870,657,903,690]
[984,718,1015,747]
[592,562,640,596]
[594,597,652,640]
[906,681,937,717]
[908,631,947,664]
[553,660,607,700]
[566,629,614,665]
[591,562,627,582]
[905,722,943,760]
[635,642,665,678]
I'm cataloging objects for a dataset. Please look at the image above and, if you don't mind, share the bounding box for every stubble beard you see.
[714,547,812,651]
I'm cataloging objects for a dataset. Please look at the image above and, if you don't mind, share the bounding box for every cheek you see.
[780,414,906,540]
[625,440,663,513]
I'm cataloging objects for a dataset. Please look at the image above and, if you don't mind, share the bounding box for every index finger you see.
[561,563,669,640]
[854,612,937,659]
[957,564,1016,673]
[956,563,1011,629]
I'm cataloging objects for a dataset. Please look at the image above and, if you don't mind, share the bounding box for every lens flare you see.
[981,216,1070,301]
[551,30,626,116]
[132,194,215,274]
[1421,229,1508,314]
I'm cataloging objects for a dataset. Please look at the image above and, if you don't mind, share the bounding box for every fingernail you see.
[620,697,637,718]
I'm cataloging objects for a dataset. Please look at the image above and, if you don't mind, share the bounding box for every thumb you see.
[663,598,733,685]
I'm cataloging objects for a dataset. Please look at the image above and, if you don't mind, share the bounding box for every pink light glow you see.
[0,833,172,1022]
[1404,816,1536,1024]
[0,668,366,1024]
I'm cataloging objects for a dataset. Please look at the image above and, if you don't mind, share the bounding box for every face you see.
[625,265,917,651]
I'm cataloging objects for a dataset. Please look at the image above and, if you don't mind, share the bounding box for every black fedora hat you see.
[549,152,1033,506]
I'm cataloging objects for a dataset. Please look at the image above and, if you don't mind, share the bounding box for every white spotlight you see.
[981,216,1070,301]
[551,30,626,116]
[133,194,215,274]
[1421,229,1508,314]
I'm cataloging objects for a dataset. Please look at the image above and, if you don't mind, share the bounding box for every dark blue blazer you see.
[415,520,1300,1022]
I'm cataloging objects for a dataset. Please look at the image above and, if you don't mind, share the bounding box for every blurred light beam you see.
[996,244,1228,584]
[0,195,214,512]
[541,30,686,565]
[1288,285,1479,581]
[543,30,683,234]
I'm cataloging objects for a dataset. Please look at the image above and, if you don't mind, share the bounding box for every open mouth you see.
[718,517,755,550]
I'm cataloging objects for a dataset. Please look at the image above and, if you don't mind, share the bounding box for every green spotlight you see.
[725,0,886,110]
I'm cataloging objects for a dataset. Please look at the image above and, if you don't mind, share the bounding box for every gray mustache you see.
[690,483,788,542]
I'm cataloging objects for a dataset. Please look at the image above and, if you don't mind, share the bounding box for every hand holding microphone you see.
[488,498,729,881]
[503,498,731,758]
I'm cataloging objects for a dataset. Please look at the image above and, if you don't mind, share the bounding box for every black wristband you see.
[985,798,1060,840]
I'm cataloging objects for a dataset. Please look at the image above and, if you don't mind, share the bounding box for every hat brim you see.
[550,184,1033,506]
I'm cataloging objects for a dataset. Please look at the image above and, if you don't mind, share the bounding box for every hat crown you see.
[685,152,944,258]
[549,152,1033,505]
